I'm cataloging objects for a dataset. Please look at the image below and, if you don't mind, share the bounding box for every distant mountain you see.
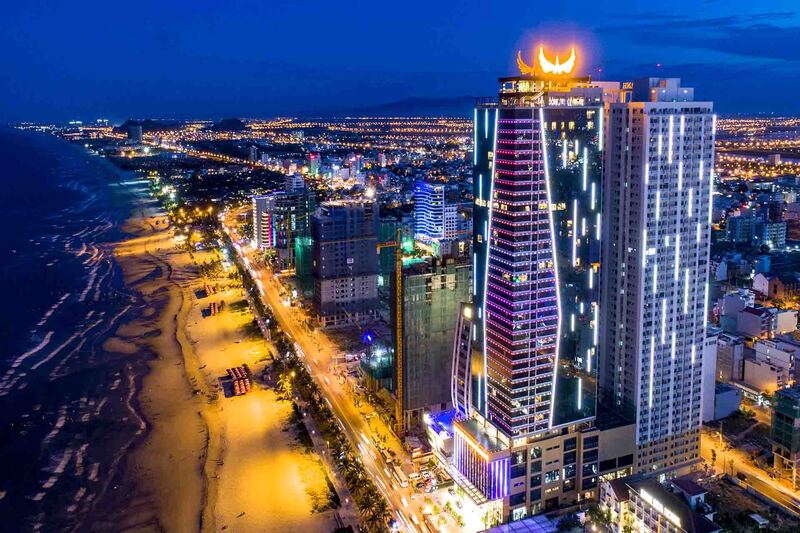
[114,119,183,133]
[209,118,247,132]
[334,96,477,117]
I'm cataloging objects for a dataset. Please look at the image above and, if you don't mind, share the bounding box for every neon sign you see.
[517,46,577,76]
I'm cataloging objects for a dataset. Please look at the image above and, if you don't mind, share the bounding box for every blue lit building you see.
[415,180,471,246]
[415,180,446,241]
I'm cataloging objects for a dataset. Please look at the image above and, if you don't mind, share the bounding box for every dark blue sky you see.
[2,0,799,121]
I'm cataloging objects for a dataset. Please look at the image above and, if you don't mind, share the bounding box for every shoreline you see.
[89,178,333,532]
[81,198,209,532]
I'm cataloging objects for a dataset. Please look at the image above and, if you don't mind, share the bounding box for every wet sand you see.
[87,214,207,533]
[88,210,333,532]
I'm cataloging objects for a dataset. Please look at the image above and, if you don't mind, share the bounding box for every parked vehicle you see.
[393,465,409,488]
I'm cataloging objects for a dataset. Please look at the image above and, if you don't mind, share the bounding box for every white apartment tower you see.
[599,78,715,475]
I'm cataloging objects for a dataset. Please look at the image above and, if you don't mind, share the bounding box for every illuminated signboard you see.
[518,46,577,76]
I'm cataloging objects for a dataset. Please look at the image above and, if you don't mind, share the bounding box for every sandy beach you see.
[87,209,334,532]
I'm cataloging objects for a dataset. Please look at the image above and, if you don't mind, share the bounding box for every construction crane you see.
[377,228,404,436]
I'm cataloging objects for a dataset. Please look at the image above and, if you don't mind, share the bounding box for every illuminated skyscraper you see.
[252,185,316,269]
[599,78,715,474]
[415,180,471,244]
[448,48,634,520]
[415,180,446,241]
[308,152,321,176]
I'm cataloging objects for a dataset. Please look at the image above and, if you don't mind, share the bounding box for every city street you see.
[222,211,430,532]
[700,429,800,516]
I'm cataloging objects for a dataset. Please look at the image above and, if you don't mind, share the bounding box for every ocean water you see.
[0,128,152,531]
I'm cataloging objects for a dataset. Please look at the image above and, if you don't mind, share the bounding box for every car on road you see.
[736,472,748,482]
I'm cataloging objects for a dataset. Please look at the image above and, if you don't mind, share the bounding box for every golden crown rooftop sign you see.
[517,46,577,76]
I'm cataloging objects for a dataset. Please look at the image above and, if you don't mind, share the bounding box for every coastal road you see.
[222,217,423,532]
[700,430,800,516]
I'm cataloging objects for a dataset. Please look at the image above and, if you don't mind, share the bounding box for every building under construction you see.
[391,255,471,431]
[311,200,379,328]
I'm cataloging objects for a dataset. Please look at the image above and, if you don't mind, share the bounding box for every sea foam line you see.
[9,332,54,369]
[36,293,71,327]
[31,318,104,371]
[79,264,100,302]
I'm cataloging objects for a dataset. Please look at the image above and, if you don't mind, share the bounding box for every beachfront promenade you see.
[222,209,425,532]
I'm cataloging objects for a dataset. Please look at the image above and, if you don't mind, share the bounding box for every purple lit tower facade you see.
[448,53,635,521]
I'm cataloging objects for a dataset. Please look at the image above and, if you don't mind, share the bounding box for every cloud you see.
[598,12,800,62]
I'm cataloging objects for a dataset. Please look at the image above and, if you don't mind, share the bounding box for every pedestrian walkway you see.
[296,397,359,529]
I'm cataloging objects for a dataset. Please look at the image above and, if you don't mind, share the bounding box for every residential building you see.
[311,200,379,328]
[772,308,796,335]
[251,186,315,269]
[752,273,770,296]
[737,307,773,338]
[284,173,305,191]
[600,475,720,533]
[715,333,745,382]
[717,289,755,333]
[772,386,800,489]
[718,289,754,317]
[743,358,790,393]
[736,306,797,338]
[753,220,787,251]
[761,274,800,300]
[127,123,143,144]
[726,215,755,243]
[599,78,714,476]
[700,328,720,425]
[753,337,799,380]
[707,383,741,422]
[784,202,800,221]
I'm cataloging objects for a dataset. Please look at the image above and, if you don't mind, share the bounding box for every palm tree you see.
[276,373,293,400]
[357,490,379,516]
[363,497,390,532]
[587,504,611,529]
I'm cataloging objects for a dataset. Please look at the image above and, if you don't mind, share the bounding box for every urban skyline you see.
[5,4,800,533]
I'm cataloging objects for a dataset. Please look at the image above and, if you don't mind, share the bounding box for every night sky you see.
[2,0,799,121]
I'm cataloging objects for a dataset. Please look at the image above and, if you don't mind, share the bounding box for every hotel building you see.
[599,78,715,475]
[448,52,636,521]
[415,180,472,244]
